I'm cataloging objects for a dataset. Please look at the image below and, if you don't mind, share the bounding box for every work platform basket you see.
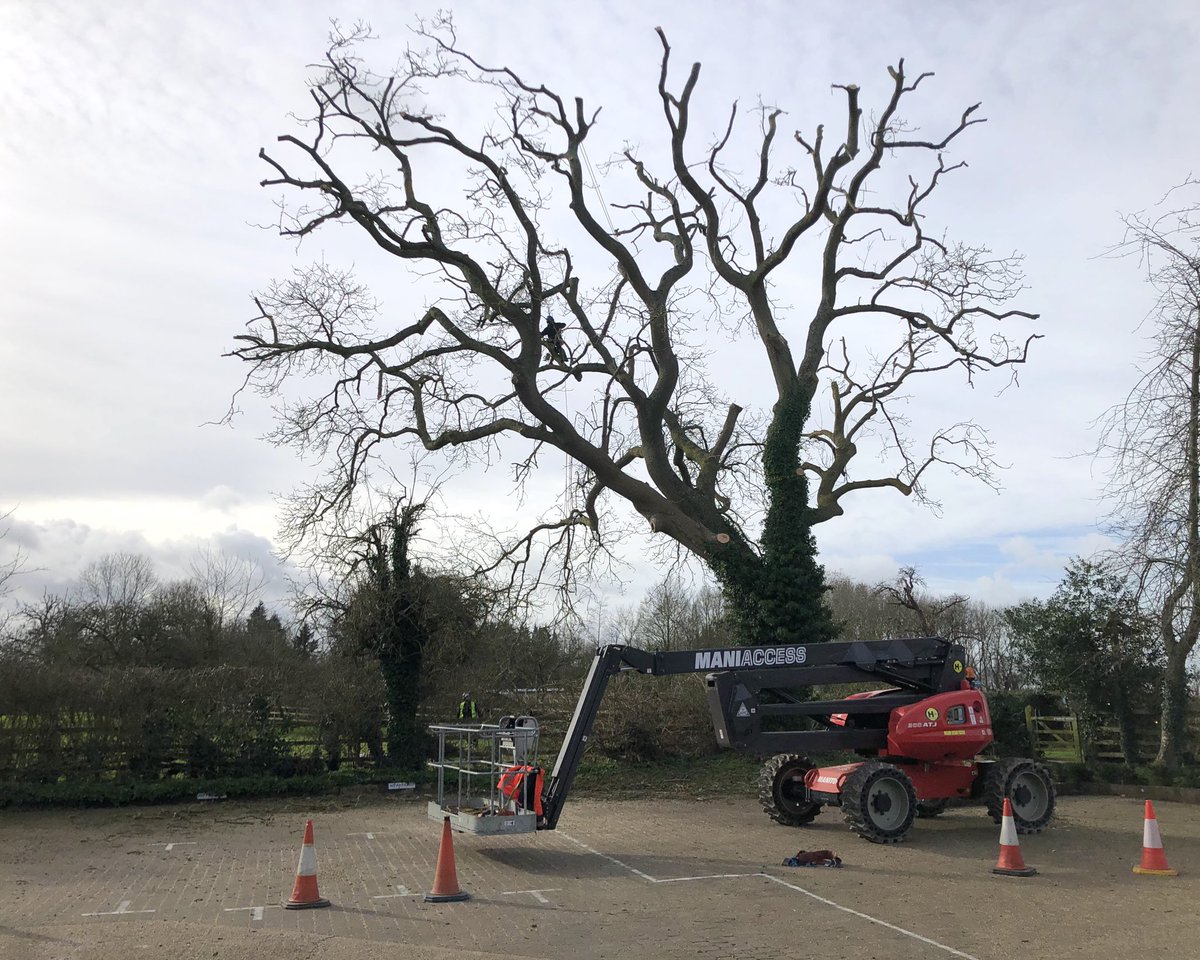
[426,715,541,835]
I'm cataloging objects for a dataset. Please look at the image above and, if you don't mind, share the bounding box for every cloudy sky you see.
[2,0,1198,620]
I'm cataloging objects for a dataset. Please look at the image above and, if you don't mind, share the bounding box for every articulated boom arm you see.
[539,637,967,830]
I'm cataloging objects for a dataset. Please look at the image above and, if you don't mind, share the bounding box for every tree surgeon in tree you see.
[232,18,1039,645]
[541,316,582,381]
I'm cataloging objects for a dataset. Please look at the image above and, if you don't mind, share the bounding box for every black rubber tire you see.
[759,754,822,827]
[840,761,917,843]
[982,758,1056,833]
[915,798,949,819]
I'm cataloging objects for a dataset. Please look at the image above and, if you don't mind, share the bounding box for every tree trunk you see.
[1155,643,1191,766]
[1156,324,1200,766]
[363,505,434,771]
[1111,683,1140,767]
[709,388,838,645]
[380,642,425,769]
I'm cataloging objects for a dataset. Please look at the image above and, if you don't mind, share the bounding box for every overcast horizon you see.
[3,0,1199,624]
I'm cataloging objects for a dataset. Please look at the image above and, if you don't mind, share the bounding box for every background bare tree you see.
[835,567,1019,690]
[1099,178,1200,765]
[233,19,1037,643]
[874,565,967,636]
[0,508,27,640]
[188,547,268,630]
[610,575,732,652]
[69,553,160,666]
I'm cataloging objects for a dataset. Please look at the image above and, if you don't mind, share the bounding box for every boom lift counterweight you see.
[538,637,1054,843]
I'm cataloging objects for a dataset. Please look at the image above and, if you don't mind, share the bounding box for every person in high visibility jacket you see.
[498,764,544,816]
[457,692,478,721]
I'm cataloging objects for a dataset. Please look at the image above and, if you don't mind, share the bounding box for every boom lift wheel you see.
[982,758,1055,832]
[759,754,822,826]
[841,761,917,843]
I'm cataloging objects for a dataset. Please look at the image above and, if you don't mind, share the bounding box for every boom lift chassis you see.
[539,637,1054,844]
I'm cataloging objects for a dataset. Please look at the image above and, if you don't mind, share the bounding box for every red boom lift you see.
[538,637,1054,843]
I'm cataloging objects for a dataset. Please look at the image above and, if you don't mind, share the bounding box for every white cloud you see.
[200,485,247,513]
[1,513,294,614]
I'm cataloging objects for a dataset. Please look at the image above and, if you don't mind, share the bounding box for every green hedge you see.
[590,673,718,762]
[985,690,1037,757]
[0,765,425,809]
[0,658,387,782]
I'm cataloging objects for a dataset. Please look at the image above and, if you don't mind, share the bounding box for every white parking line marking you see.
[559,834,980,960]
[372,885,418,899]
[653,873,759,884]
[500,888,560,904]
[82,900,156,917]
[558,832,656,882]
[348,832,377,840]
[760,874,981,960]
[224,906,265,921]
[159,842,197,853]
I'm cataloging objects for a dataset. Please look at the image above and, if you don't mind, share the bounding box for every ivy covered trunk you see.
[1110,681,1140,767]
[1155,644,1192,766]
[379,642,425,769]
[347,504,433,771]
[710,388,838,645]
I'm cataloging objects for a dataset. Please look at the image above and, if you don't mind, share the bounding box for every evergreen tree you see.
[1005,559,1161,763]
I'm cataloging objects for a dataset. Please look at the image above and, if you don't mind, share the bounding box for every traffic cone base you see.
[424,816,470,903]
[993,864,1038,877]
[424,889,470,903]
[1133,801,1178,877]
[284,893,332,909]
[284,819,331,909]
[992,797,1037,878]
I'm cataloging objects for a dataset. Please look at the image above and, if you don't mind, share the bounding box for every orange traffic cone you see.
[992,798,1037,877]
[423,816,469,902]
[284,819,331,909]
[1133,800,1178,876]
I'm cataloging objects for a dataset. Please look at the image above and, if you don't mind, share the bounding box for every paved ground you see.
[1,791,1197,959]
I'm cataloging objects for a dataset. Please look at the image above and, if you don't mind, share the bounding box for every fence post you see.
[1070,714,1084,763]
[1024,704,1036,749]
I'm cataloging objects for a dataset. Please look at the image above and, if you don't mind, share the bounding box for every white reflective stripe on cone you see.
[297,843,318,876]
[1144,816,1164,850]
[999,815,1019,847]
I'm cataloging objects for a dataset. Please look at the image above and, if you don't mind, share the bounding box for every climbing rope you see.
[580,143,616,234]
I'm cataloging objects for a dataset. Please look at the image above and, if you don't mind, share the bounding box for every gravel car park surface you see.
[1,792,1197,959]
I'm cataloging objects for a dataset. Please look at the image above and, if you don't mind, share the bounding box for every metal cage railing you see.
[426,716,541,834]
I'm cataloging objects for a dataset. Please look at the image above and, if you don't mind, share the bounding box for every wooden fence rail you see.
[1025,707,1200,764]
[1024,708,1083,762]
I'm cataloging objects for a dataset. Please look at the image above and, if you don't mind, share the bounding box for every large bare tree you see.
[1099,179,1200,764]
[232,19,1038,643]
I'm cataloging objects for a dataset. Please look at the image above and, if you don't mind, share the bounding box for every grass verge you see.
[1050,760,1200,789]
[572,752,762,799]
